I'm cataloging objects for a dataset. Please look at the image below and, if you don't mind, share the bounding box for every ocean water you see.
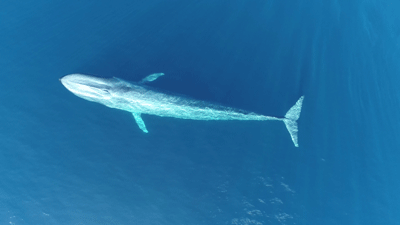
[1,0,400,224]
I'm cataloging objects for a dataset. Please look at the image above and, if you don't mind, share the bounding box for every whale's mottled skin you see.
[60,73,304,147]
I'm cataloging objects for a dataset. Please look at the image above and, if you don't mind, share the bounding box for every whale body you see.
[60,73,304,147]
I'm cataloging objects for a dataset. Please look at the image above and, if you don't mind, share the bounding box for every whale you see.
[60,73,304,147]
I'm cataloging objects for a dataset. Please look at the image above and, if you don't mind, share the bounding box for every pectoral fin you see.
[132,112,148,133]
[139,73,165,84]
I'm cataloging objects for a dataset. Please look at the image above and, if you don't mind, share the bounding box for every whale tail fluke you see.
[283,96,304,147]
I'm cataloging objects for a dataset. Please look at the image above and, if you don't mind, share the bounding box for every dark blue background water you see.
[1,1,400,224]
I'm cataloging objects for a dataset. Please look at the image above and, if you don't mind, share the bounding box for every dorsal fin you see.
[139,73,165,84]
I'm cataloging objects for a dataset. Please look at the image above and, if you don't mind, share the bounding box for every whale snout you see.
[60,74,80,93]
[60,74,113,101]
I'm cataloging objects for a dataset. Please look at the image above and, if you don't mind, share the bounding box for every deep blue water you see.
[1,1,400,224]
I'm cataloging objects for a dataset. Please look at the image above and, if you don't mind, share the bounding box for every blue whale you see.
[60,73,304,147]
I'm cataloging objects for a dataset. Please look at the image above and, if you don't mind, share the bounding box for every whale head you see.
[60,74,113,103]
